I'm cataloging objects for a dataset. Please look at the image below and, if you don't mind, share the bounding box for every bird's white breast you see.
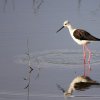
[69,29,90,45]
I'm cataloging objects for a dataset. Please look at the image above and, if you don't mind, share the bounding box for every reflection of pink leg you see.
[83,63,87,77]
[87,63,91,76]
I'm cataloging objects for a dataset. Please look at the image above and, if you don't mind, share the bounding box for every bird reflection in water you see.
[57,75,100,96]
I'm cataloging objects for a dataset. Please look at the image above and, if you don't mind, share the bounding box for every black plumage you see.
[73,29,100,41]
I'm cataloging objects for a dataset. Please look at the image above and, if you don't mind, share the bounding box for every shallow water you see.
[1,50,100,100]
[1,0,100,100]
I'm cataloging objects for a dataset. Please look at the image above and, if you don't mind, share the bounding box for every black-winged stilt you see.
[56,20,100,76]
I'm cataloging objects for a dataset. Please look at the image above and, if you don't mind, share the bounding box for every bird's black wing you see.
[73,29,100,41]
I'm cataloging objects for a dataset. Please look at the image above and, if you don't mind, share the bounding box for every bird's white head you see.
[63,20,70,28]
[56,20,70,33]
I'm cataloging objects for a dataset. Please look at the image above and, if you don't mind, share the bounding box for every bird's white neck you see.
[67,24,76,34]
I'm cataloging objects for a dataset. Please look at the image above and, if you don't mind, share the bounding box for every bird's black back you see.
[73,29,100,41]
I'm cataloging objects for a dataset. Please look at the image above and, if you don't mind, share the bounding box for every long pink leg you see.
[85,45,92,64]
[87,62,91,76]
[83,45,86,76]
[85,45,92,74]
[83,45,86,64]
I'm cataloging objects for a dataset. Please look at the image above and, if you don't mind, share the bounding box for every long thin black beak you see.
[56,26,64,33]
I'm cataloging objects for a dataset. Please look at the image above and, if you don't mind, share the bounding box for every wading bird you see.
[56,20,100,76]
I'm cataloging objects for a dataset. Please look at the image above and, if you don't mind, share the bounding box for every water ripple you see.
[15,49,100,68]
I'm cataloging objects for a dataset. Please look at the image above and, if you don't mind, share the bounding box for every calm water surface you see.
[0,0,100,100]
[1,50,100,100]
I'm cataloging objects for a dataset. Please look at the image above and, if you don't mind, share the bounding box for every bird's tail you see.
[95,38,100,41]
